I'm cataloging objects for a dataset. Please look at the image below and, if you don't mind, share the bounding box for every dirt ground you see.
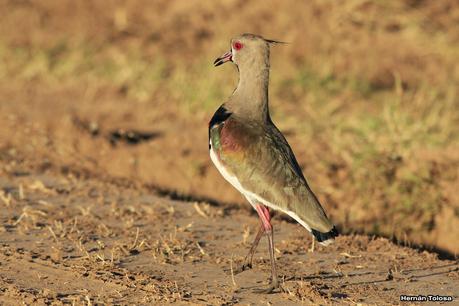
[1,0,459,304]
[1,0,459,257]
[1,166,458,305]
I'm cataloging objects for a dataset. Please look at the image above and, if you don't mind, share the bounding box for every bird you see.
[209,33,338,293]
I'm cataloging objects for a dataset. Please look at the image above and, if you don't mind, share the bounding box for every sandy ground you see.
[1,0,459,256]
[0,167,458,305]
[1,1,459,304]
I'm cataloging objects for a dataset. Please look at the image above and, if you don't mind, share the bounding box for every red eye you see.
[233,42,243,51]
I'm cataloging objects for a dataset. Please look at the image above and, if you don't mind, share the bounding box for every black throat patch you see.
[208,106,232,149]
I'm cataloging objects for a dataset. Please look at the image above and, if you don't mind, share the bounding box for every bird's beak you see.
[214,50,232,67]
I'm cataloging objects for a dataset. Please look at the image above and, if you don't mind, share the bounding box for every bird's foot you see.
[253,279,284,294]
[225,261,253,275]
[233,262,253,274]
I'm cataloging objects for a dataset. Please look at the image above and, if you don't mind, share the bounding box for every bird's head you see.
[214,33,284,68]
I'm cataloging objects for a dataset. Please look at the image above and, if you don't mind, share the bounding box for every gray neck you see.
[226,55,270,123]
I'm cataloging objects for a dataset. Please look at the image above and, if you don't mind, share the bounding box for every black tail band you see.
[311,226,339,243]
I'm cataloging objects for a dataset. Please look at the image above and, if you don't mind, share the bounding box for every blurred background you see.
[0,0,458,255]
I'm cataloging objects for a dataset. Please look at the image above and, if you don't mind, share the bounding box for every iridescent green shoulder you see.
[209,106,232,150]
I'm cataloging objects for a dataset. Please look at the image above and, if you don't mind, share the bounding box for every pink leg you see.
[233,205,270,274]
[254,204,280,293]
[234,224,264,274]
[255,205,272,232]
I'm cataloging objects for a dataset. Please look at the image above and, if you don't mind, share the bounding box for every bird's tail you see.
[311,226,339,246]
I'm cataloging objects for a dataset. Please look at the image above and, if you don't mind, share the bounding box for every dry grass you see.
[0,169,458,304]
[0,0,458,254]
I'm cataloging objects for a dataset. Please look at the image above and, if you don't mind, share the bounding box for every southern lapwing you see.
[209,33,338,293]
